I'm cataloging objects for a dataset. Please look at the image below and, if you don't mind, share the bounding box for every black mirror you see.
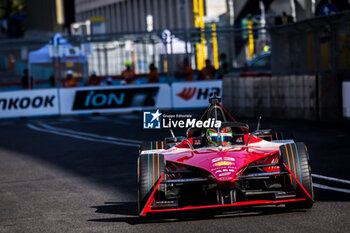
[186,127,205,138]
[165,136,185,144]
[165,136,194,150]
[246,129,273,146]
[254,129,273,135]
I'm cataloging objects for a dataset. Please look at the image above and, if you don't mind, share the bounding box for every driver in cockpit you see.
[206,127,233,146]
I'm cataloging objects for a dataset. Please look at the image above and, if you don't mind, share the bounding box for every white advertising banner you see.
[343,82,350,118]
[0,81,224,119]
[172,80,222,108]
[0,89,59,118]
[59,84,171,115]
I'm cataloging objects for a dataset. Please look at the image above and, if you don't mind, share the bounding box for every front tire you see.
[138,153,165,215]
[279,142,314,209]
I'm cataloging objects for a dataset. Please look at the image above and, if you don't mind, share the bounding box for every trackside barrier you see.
[0,84,171,119]
[59,84,171,115]
[0,81,223,119]
[0,89,60,118]
[171,80,222,109]
[343,82,350,119]
[5,78,346,120]
[223,76,317,120]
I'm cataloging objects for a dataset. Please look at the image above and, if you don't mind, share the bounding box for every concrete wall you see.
[317,74,343,121]
[270,12,350,76]
[343,82,350,119]
[222,75,317,119]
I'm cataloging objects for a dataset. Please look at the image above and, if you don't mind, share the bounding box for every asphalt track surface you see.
[0,112,349,233]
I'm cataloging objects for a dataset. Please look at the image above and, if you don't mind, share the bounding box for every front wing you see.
[139,163,313,217]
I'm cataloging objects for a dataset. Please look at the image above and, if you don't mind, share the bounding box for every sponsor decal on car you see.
[212,157,223,163]
[213,161,234,166]
[218,172,232,177]
[223,157,235,161]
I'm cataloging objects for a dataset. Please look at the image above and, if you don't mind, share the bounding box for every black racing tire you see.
[279,142,314,209]
[139,141,166,154]
[138,153,165,215]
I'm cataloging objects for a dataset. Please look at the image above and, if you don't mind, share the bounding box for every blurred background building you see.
[0,0,75,38]
[74,0,195,33]
[1,0,349,38]
[72,0,350,34]
[0,0,350,90]
[25,0,75,37]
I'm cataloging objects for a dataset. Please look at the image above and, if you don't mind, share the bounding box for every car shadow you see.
[89,201,140,225]
[88,201,307,225]
[92,201,138,216]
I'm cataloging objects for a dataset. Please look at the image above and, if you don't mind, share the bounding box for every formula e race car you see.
[137,96,314,217]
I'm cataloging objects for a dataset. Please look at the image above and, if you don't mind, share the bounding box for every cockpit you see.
[184,96,249,148]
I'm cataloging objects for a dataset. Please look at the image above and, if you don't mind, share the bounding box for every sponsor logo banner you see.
[0,89,59,118]
[73,87,159,110]
[172,80,222,108]
[59,84,171,115]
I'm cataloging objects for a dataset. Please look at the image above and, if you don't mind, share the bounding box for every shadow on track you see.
[88,202,307,225]
[89,202,139,225]
[92,201,138,216]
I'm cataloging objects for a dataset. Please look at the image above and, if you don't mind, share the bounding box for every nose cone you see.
[210,158,238,181]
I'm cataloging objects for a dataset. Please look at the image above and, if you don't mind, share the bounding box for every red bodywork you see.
[140,134,313,216]
[139,102,313,216]
[166,138,275,182]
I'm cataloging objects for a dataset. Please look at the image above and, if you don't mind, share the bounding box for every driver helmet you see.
[207,127,233,146]
[125,61,132,67]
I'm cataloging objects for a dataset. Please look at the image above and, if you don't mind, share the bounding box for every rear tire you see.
[138,153,165,215]
[279,142,314,209]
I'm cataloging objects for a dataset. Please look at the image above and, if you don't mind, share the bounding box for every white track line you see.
[37,122,142,144]
[312,174,350,185]
[27,123,139,148]
[313,183,350,194]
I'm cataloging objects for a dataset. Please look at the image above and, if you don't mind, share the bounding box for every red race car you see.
[138,96,314,217]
